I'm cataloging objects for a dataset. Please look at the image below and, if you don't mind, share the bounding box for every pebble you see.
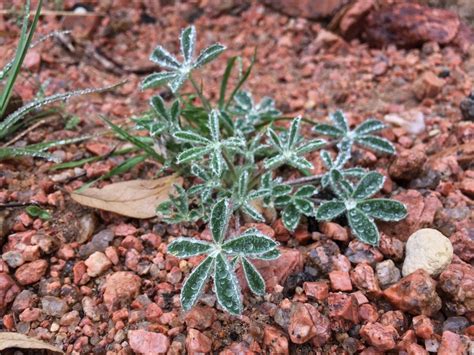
[413,315,434,339]
[350,263,380,296]
[438,330,466,355]
[383,269,441,316]
[78,229,114,258]
[102,271,141,312]
[263,325,289,354]
[14,259,48,285]
[186,328,212,354]
[402,228,453,276]
[360,322,398,351]
[303,281,329,301]
[288,303,317,344]
[41,296,69,317]
[460,91,474,121]
[329,270,352,291]
[327,293,359,324]
[0,273,20,313]
[442,316,469,334]
[12,290,37,313]
[85,251,112,277]
[184,306,216,330]
[375,260,401,288]
[129,329,170,354]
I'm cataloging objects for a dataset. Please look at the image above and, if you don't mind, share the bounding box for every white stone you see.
[402,228,453,277]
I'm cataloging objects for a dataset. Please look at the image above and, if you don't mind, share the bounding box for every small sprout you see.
[274,185,317,231]
[167,199,280,314]
[315,170,407,245]
[25,206,51,220]
[265,117,326,172]
[141,25,226,92]
[314,111,395,156]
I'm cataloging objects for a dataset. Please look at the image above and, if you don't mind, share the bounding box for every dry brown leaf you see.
[0,332,64,354]
[71,175,183,219]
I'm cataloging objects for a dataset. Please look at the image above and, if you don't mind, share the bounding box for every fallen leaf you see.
[0,332,63,354]
[71,175,183,219]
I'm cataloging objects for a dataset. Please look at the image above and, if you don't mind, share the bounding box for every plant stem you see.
[189,75,212,112]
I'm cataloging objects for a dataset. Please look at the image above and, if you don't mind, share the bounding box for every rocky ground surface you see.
[0,0,473,354]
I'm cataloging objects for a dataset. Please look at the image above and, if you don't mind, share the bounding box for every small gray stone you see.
[2,250,25,268]
[41,296,69,317]
[402,228,453,277]
[78,229,114,258]
[376,260,401,288]
[442,316,469,334]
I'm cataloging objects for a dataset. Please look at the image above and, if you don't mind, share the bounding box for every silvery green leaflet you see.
[127,25,408,314]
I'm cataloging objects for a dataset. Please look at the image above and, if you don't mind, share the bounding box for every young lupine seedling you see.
[101,25,408,315]
[315,170,407,245]
[167,199,280,314]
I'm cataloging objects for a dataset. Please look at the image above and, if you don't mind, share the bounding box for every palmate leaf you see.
[357,199,407,221]
[176,146,211,163]
[210,198,232,244]
[241,203,265,222]
[329,169,353,199]
[354,119,385,135]
[168,238,214,258]
[313,124,344,138]
[221,229,278,255]
[181,256,215,311]
[282,203,301,232]
[330,110,349,132]
[214,253,242,315]
[241,257,265,296]
[347,208,379,246]
[194,43,226,68]
[141,72,178,90]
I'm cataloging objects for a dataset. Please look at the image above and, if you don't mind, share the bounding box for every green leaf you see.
[214,253,242,315]
[287,117,301,148]
[295,139,326,155]
[210,149,224,177]
[208,110,220,141]
[181,256,215,311]
[355,135,395,155]
[242,257,265,296]
[320,150,333,168]
[241,203,265,222]
[282,204,301,232]
[329,169,353,199]
[141,72,178,90]
[25,205,51,220]
[357,199,407,221]
[315,201,346,220]
[289,156,313,171]
[150,95,170,120]
[263,155,285,170]
[253,248,281,260]
[180,26,196,63]
[352,172,384,200]
[168,238,214,258]
[267,127,283,150]
[295,185,317,198]
[354,119,385,135]
[313,124,344,138]
[210,199,232,244]
[176,146,211,164]
[100,116,165,163]
[173,130,210,145]
[218,56,237,109]
[222,229,277,255]
[347,208,379,246]
[293,198,314,216]
[194,43,226,68]
[330,110,349,132]
[169,74,188,93]
[274,195,292,207]
[237,170,249,197]
[150,45,181,69]
[273,184,292,196]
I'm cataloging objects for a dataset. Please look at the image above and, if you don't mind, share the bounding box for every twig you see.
[0,201,40,209]
[285,174,324,186]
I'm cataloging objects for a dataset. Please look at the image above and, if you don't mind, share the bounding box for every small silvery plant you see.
[107,26,407,315]
[167,199,279,315]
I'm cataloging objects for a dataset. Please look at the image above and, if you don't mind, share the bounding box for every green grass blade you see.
[0,0,43,117]
[218,56,237,109]
[225,48,256,110]
[100,116,165,164]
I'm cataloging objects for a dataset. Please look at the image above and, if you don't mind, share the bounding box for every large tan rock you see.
[402,228,453,277]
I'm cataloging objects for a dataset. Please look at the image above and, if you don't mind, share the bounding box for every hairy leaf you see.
[194,44,226,68]
[354,119,385,135]
[313,124,344,137]
[352,171,384,200]
[141,72,177,90]
[210,199,231,244]
[214,253,242,315]
[168,238,214,258]
[181,256,215,311]
[347,208,379,246]
[222,229,277,255]
[180,26,196,63]
[355,135,395,155]
[242,257,265,296]
[357,198,407,221]
[315,201,346,220]
[330,110,349,132]
[282,203,301,231]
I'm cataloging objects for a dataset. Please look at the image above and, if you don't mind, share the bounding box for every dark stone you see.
[460,91,474,121]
